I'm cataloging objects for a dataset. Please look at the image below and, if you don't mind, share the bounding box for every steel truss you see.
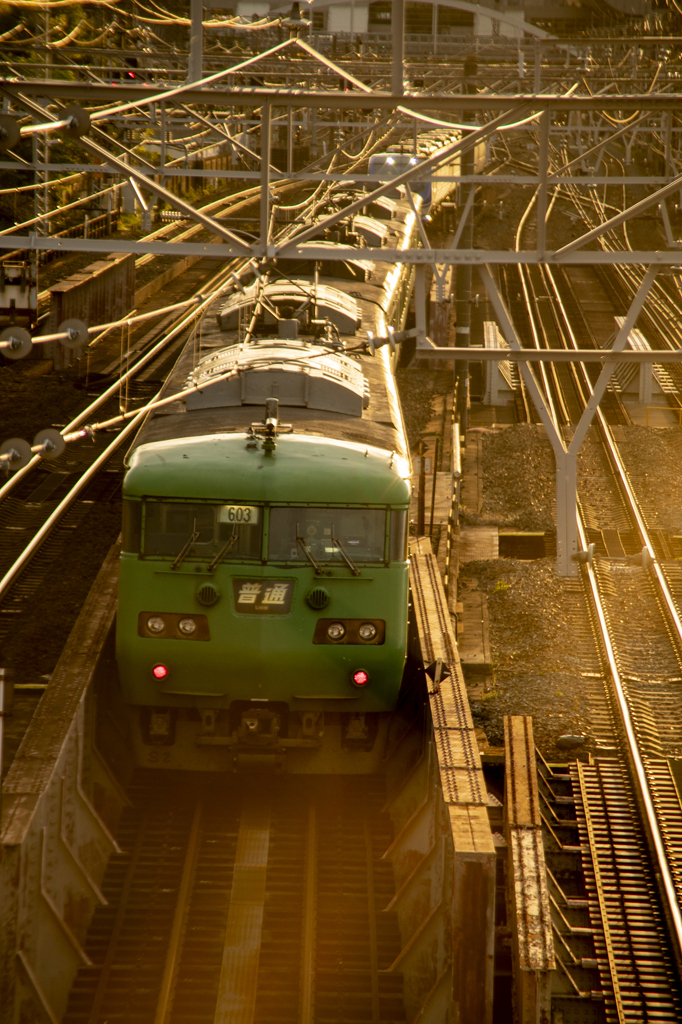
[3,34,682,579]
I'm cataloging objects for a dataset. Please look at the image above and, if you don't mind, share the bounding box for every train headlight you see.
[352,669,369,687]
[326,622,346,641]
[358,622,377,641]
[178,617,197,636]
[147,616,166,634]
[152,664,168,680]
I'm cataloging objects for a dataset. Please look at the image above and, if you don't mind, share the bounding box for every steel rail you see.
[545,265,682,642]
[575,514,682,967]
[363,813,381,1024]
[86,813,151,1024]
[514,185,561,428]
[299,803,317,1024]
[154,802,204,1024]
[541,262,682,967]
[570,153,682,408]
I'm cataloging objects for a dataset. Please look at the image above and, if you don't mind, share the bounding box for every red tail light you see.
[152,664,168,680]
[352,669,369,687]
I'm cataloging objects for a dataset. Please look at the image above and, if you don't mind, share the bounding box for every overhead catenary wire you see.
[0,265,246,496]
[28,295,210,346]
[0,182,120,237]
[86,38,298,124]
[0,133,356,473]
[0,405,152,605]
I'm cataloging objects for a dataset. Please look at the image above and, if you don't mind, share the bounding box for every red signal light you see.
[152,664,168,680]
[352,669,369,687]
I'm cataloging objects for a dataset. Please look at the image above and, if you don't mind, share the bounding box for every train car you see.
[115,195,419,773]
[368,126,485,216]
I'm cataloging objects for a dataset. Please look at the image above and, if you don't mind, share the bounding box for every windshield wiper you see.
[171,520,200,570]
[208,529,238,572]
[296,523,323,574]
[331,526,361,576]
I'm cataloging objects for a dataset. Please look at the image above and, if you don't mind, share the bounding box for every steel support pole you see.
[188,0,203,83]
[554,449,577,577]
[10,90,252,254]
[455,56,477,431]
[288,107,294,176]
[480,264,658,576]
[160,102,167,183]
[536,110,550,255]
[260,103,272,256]
[391,0,404,97]
[480,265,576,574]
[415,263,427,347]
[533,41,541,94]
[664,109,673,177]
[0,671,5,815]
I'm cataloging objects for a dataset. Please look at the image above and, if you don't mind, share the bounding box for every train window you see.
[390,510,408,561]
[268,507,385,564]
[142,501,262,560]
[122,500,142,553]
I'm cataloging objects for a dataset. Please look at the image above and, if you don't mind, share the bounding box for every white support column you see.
[664,110,673,178]
[392,0,404,97]
[533,41,541,94]
[287,107,293,175]
[639,361,653,406]
[554,449,577,576]
[479,265,658,577]
[160,102,167,184]
[536,111,549,256]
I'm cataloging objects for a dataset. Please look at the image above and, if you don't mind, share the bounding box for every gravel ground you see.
[0,364,89,440]
[459,421,682,761]
[615,425,682,533]
[396,367,452,454]
[463,424,556,530]
[461,558,599,760]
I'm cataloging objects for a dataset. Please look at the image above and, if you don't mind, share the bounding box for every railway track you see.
[513,228,682,1011]
[62,773,404,1024]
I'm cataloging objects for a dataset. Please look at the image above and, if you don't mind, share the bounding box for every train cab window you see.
[268,507,385,564]
[390,510,408,561]
[122,500,142,553]
[142,501,262,561]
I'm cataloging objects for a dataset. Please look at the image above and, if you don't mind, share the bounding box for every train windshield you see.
[142,501,262,560]
[268,507,386,564]
[367,153,431,208]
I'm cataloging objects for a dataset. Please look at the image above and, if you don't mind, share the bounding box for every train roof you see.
[123,433,411,506]
[126,195,415,472]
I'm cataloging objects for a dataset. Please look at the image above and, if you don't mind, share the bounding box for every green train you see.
[116,194,418,772]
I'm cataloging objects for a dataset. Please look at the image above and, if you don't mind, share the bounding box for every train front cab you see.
[116,458,411,773]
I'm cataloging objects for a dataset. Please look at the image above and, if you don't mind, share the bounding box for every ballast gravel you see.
[461,422,682,760]
[461,557,598,761]
[466,424,555,531]
[615,425,682,533]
